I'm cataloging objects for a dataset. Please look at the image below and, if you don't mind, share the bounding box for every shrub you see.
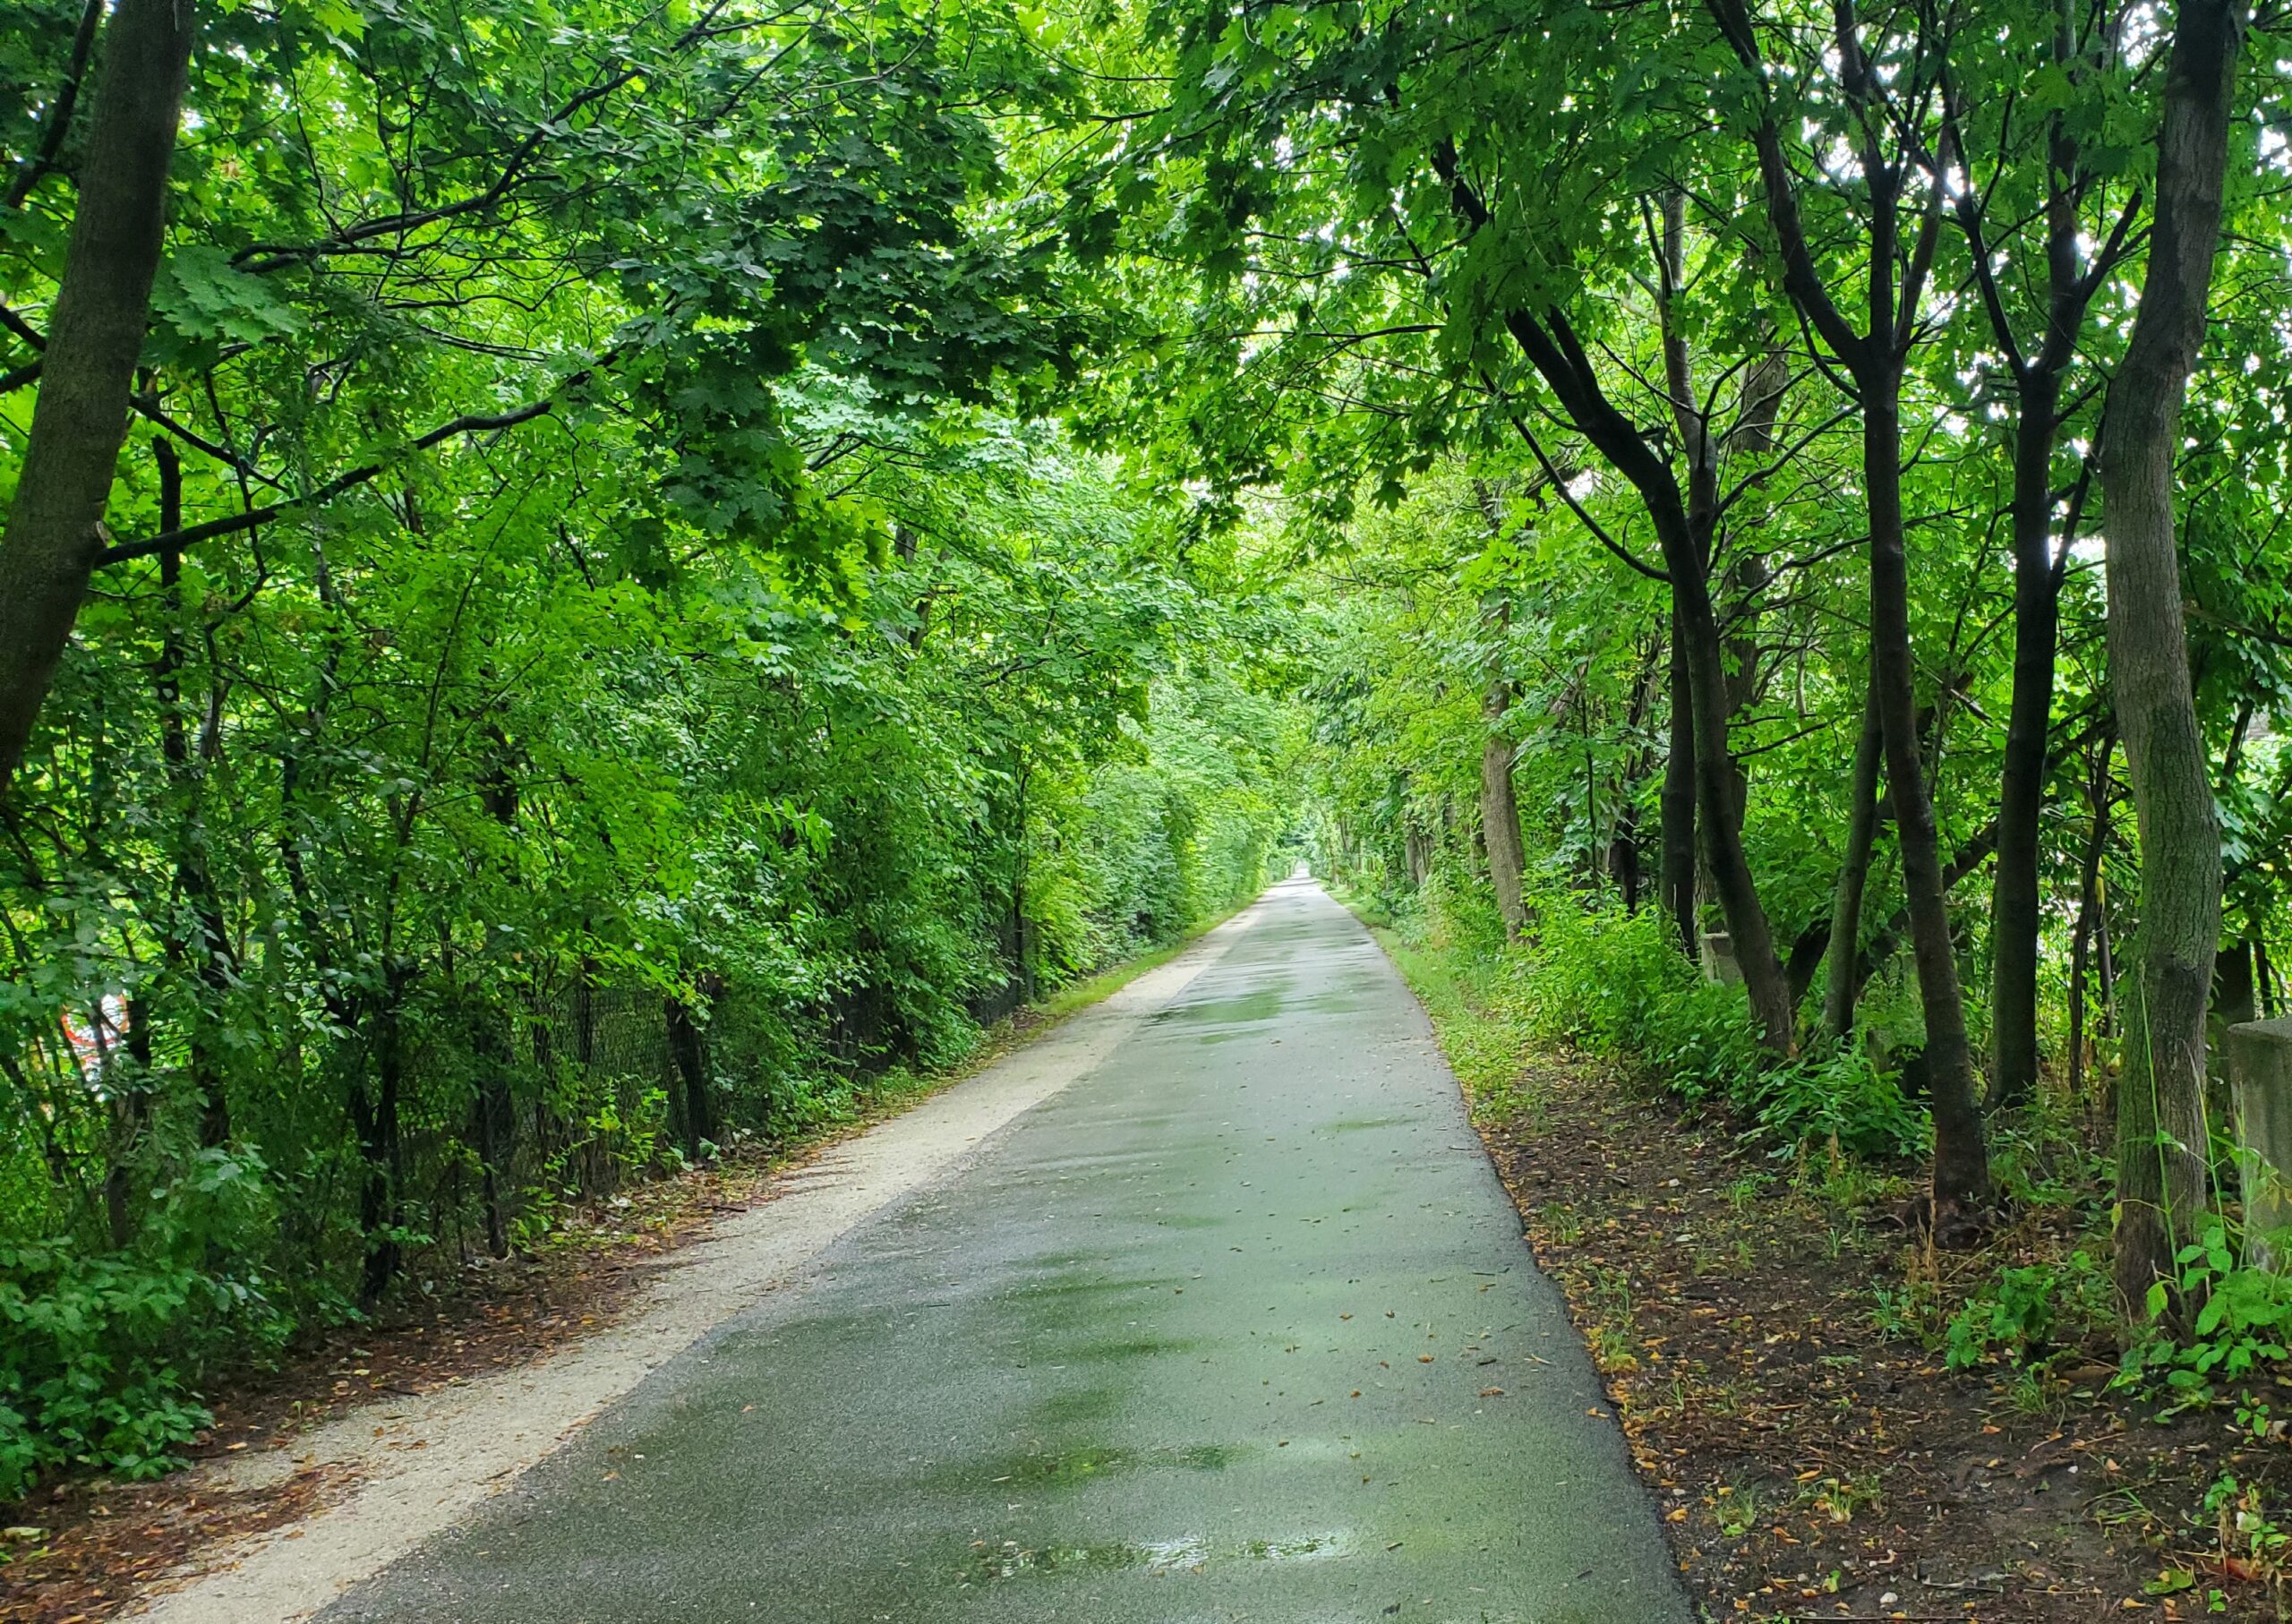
[1942,1252,2111,1370]
[2125,1218,2292,1397]
[1509,899,1764,1100]
[1746,1048,1927,1163]
[0,1150,291,1502]
[1494,896,1940,1169]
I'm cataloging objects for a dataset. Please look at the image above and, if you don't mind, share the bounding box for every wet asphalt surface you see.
[322,880,1690,1623]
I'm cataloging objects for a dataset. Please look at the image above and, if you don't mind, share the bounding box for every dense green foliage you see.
[3,0,2291,1519]
[0,0,1297,1498]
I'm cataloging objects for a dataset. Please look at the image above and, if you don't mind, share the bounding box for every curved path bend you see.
[323,878,1689,1624]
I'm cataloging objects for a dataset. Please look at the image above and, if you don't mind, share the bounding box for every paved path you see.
[323,880,1689,1624]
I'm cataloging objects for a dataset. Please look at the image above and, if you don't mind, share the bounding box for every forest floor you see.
[1377,929,2292,1624]
[0,926,1237,1624]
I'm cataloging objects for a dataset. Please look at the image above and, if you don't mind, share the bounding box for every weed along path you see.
[227,880,1687,1623]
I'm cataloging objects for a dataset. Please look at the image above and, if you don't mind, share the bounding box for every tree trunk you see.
[1988,372,2066,1108]
[354,972,408,1306]
[1480,698,1528,938]
[105,995,154,1248]
[149,439,234,1145]
[1954,1,2116,1112]
[666,988,716,1156]
[1705,0,1989,1208]
[471,1010,514,1259]
[2099,0,2243,1325]
[1672,523,1793,1050]
[472,725,520,1257]
[1660,614,1698,958]
[1822,678,1886,1043]
[0,0,194,788]
[1479,599,1529,938]
[2067,732,2115,1107]
[1867,376,1991,1219]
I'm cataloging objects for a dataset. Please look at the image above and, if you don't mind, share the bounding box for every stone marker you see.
[2230,1017,2292,1269]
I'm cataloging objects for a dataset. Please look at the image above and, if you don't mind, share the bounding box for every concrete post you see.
[1699,930,1742,985]
[2229,1017,2292,1268]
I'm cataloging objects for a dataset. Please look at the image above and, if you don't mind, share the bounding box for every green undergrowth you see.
[1347,874,1928,1164]
[0,914,1244,1511]
[1346,869,2292,1447]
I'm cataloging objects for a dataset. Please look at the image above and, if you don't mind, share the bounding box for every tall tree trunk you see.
[1705,0,1988,1209]
[471,1013,513,1260]
[2099,0,2243,1324]
[2067,731,2115,1107]
[1822,678,1886,1043]
[0,0,194,788]
[1988,372,2066,1108]
[1868,376,1991,1218]
[666,988,715,1156]
[355,971,408,1305]
[1478,597,1528,938]
[105,994,154,1247]
[1607,645,1656,915]
[149,439,233,1145]
[1480,692,1528,938]
[1951,0,2117,1112]
[1576,671,1600,890]
[1660,614,1698,958]
[472,726,519,1257]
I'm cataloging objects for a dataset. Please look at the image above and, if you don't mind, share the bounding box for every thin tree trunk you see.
[1577,671,1600,890]
[1666,508,1793,1049]
[1988,372,2066,1108]
[667,989,715,1156]
[472,725,519,1257]
[1479,601,1528,938]
[106,994,153,1247]
[2,0,105,215]
[1868,376,1992,1218]
[1013,761,1035,999]
[149,438,234,1145]
[1950,0,2116,1111]
[1607,645,1657,914]
[1822,678,1886,1043]
[471,1013,512,1260]
[2099,0,2244,1324]
[1660,613,1698,958]
[355,971,409,1305]
[2068,731,2116,1106]
[1705,0,1988,1209]
[1481,707,1528,936]
[0,0,194,787]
